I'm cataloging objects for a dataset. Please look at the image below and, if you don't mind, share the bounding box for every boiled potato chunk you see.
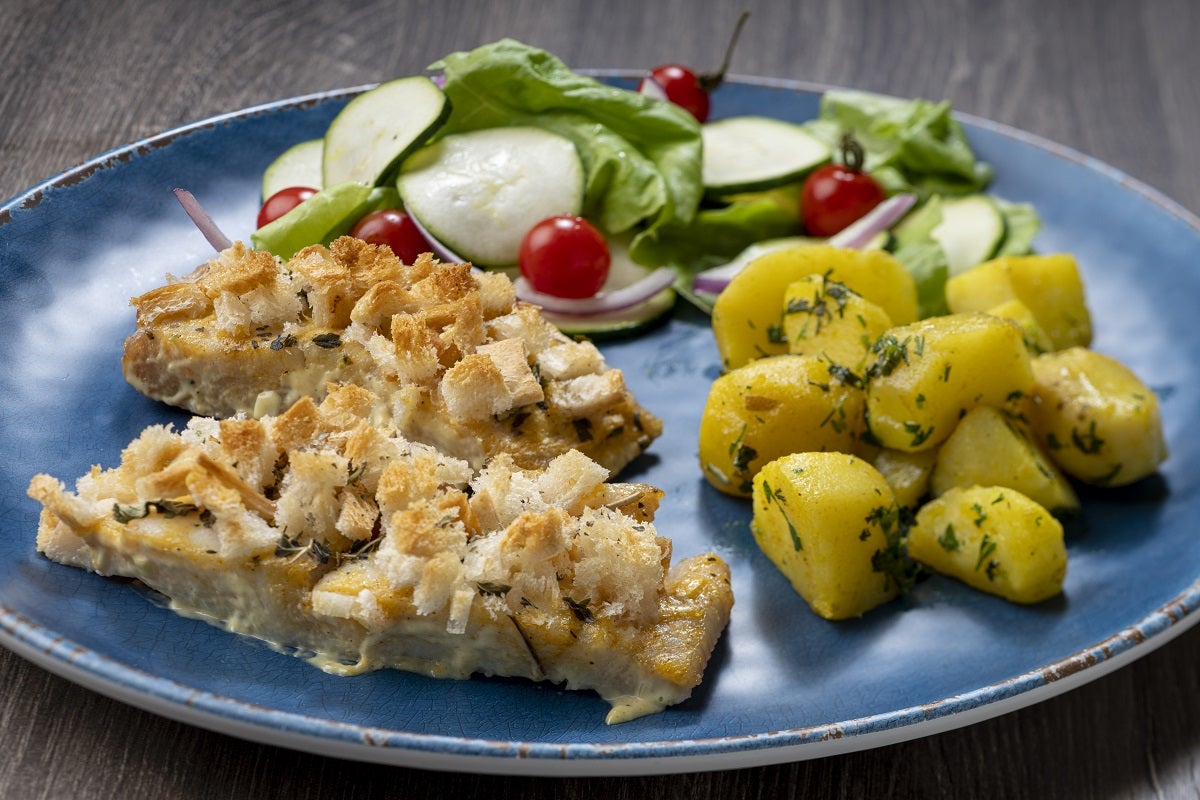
[985,299,1054,356]
[712,245,918,370]
[871,447,938,508]
[931,406,1080,515]
[752,452,904,619]
[865,313,1034,452]
[909,485,1067,604]
[699,355,865,496]
[944,254,1092,350]
[1029,347,1167,486]
[783,274,894,371]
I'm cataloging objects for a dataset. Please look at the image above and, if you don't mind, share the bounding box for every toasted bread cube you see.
[865,313,1033,452]
[783,274,894,371]
[712,245,918,370]
[908,485,1066,604]
[699,355,865,497]
[931,406,1079,515]
[945,254,1092,350]
[751,452,904,620]
[1029,347,1167,486]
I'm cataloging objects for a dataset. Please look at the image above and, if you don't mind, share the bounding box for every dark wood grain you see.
[3,0,1199,796]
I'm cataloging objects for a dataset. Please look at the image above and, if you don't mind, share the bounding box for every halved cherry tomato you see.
[519,216,610,299]
[800,135,885,237]
[350,209,432,263]
[256,186,317,229]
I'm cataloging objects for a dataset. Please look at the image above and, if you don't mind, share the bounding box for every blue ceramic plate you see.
[1,75,1197,777]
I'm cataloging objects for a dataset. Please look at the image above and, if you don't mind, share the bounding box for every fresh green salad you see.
[238,39,1040,336]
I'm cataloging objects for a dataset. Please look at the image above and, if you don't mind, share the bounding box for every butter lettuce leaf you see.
[431,39,703,236]
[893,240,951,318]
[629,194,799,277]
[808,90,993,199]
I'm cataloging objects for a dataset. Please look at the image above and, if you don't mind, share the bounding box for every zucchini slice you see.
[322,76,450,187]
[398,126,585,268]
[701,116,830,195]
[261,138,324,200]
[931,195,1006,275]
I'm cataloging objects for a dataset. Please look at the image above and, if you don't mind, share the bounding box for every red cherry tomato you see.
[800,163,886,237]
[350,209,433,263]
[638,12,751,123]
[519,216,611,299]
[256,186,317,229]
[639,64,710,122]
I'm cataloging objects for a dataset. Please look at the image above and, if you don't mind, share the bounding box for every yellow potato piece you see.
[871,447,938,509]
[698,355,865,496]
[945,254,1092,350]
[909,485,1067,604]
[985,298,1054,356]
[931,406,1080,515]
[751,452,905,620]
[712,245,918,370]
[1029,347,1167,487]
[783,274,894,371]
[865,313,1033,452]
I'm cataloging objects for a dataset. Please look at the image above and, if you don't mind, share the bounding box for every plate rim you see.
[2,73,1198,776]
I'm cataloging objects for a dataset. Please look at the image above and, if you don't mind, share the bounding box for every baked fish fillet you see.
[27,384,732,723]
[122,236,662,473]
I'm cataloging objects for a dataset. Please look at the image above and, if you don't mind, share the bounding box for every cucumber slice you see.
[398,127,585,268]
[701,116,831,195]
[892,195,943,249]
[931,195,1006,275]
[322,76,450,187]
[261,139,323,200]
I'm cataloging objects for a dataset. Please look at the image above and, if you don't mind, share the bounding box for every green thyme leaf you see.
[564,596,595,623]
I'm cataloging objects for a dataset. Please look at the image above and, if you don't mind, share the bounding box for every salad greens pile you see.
[639,88,1040,317]
[808,91,993,200]
[250,39,1040,325]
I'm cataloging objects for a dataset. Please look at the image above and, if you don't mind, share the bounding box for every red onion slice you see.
[515,267,676,316]
[827,193,917,249]
[693,263,745,296]
[174,188,233,252]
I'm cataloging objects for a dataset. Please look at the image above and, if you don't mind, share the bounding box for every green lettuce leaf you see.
[808,90,993,200]
[629,193,800,278]
[252,184,399,259]
[431,39,703,236]
[893,240,951,319]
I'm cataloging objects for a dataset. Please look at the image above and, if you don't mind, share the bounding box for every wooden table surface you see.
[3,0,1199,796]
